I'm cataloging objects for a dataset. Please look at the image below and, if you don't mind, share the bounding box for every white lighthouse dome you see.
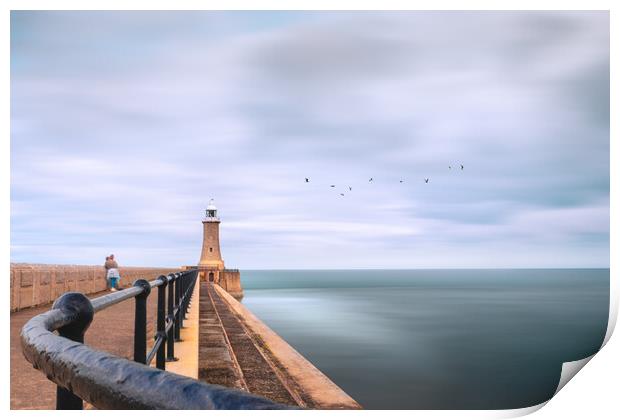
[205,199,219,221]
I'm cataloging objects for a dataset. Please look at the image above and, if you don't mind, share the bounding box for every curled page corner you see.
[546,276,618,401]
[553,355,596,396]
[488,355,597,420]
[602,288,618,347]
[494,401,548,418]
[547,281,619,397]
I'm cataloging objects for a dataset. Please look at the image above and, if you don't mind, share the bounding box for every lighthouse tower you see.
[196,199,243,298]
[198,199,225,270]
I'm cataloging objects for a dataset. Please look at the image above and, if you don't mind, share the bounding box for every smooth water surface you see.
[241,269,609,409]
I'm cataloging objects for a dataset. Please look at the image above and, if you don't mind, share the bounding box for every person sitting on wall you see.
[104,254,120,291]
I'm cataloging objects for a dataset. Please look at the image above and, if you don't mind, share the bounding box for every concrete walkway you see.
[11,282,299,410]
[11,281,359,410]
[198,281,300,406]
[11,289,160,410]
[161,281,200,379]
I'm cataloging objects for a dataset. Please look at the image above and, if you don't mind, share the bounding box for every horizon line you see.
[9,261,611,271]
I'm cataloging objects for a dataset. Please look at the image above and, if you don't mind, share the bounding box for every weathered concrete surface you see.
[162,281,200,379]
[10,263,178,312]
[215,284,361,409]
[198,280,246,390]
[12,276,360,410]
[206,282,299,406]
[189,267,243,299]
[11,289,159,409]
[197,283,361,409]
[219,269,243,299]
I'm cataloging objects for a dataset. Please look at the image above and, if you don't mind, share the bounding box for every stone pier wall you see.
[10,263,178,312]
[219,270,243,299]
[185,265,243,299]
[213,284,361,409]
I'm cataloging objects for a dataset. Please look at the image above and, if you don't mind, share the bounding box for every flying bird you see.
[400,180,404,183]
[340,193,345,196]
[305,178,309,183]
[424,178,429,183]
[369,177,373,182]
[349,186,352,191]
[460,164,464,170]
[449,165,452,169]
[330,185,336,188]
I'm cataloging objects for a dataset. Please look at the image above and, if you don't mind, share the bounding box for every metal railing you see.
[20,269,290,410]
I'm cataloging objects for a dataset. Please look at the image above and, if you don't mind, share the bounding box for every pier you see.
[12,202,360,409]
[12,266,360,409]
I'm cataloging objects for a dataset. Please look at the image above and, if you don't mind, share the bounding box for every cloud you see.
[10,11,609,268]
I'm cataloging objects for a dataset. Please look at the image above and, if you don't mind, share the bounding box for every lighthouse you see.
[198,199,225,270]
[196,200,243,299]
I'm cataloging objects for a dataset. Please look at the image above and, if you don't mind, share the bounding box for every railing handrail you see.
[20,269,291,410]
[89,276,167,313]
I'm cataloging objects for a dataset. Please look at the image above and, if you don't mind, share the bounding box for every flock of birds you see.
[304,164,464,197]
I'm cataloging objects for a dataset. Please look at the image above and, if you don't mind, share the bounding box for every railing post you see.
[185,272,193,315]
[166,273,178,361]
[185,271,196,316]
[156,275,168,370]
[180,274,187,326]
[52,292,94,410]
[174,273,181,342]
[133,279,151,364]
[186,271,197,316]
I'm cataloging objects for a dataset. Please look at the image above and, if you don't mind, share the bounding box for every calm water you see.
[241,269,609,409]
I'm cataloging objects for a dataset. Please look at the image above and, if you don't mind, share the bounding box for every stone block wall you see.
[187,266,243,300]
[220,270,243,299]
[10,263,179,312]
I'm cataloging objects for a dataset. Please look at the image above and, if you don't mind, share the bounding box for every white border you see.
[3,1,616,419]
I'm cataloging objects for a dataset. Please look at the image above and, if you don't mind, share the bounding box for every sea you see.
[240,269,609,410]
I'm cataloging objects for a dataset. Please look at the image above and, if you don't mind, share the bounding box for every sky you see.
[10,11,609,269]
